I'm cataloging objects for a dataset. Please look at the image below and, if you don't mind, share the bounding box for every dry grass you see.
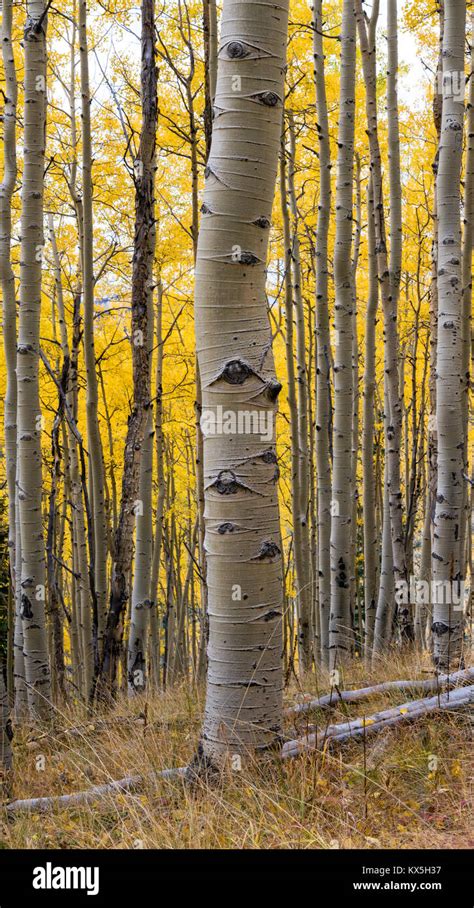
[1,652,473,849]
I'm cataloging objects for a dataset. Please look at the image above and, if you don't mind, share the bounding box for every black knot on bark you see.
[218,522,235,534]
[253,216,271,228]
[237,250,260,265]
[222,359,252,384]
[226,40,249,58]
[201,203,212,214]
[431,621,451,636]
[252,90,280,107]
[261,449,277,463]
[20,594,33,620]
[266,378,282,401]
[214,470,239,495]
[255,540,281,560]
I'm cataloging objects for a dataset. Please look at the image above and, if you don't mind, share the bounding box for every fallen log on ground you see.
[286,666,474,717]
[5,683,473,814]
[5,767,186,814]
[281,683,474,757]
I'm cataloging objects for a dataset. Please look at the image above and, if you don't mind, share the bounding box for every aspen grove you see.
[0,0,473,849]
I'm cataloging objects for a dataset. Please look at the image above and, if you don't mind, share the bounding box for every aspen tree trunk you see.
[192,0,288,768]
[149,279,165,687]
[203,0,218,156]
[356,0,409,636]
[351,155,361,646]
[0,0,27,713]
[0,0,17,589]
[79,0,108,671]
[17,0,52,716]
[432,0,466,670]
[280,117,312,673]
[363,176,378,656]
[459,9,474,575]
[329,0,356,669]
[373,417,395,657]
[428,2,444,589]
[126,0,157,695]
[0,661,12,772]
[49,217,92,698]
[312,0,332,667]
[100,0,158,696]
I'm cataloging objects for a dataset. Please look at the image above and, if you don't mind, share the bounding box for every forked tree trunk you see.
[193,0,289,769]
[17,0,52,717]
[312,0,332,667]
[432,0,466,670]
[100,0,158,697]
[49,217,92,699]
[329,0,356,669]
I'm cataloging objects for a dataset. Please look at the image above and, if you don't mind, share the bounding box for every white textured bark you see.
[356,0,408,638]
[313,0,332,668]
[79,0,108,662]
[193,0,288,768]
[149,280,165,687]
[280,129,312,674]
[459,9,474,576]
[48,216,92,698]
[0,0,17,590]
[363,177,378,655]
[0,0,27,714]
[17,0,52,716]
[329,0,356,669]
[432,0,466,669]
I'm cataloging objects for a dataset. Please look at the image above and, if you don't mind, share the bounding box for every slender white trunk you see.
[363,176,378,656]
[432,0,466,669]
[17,0,52,716]
[313,0,332,666]
[193,0,289,768]
[329,0,356,669]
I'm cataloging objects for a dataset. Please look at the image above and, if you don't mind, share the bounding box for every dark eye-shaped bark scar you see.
[208,358,264,387]
[253,216,271,228]
[207,470,263,496]
[231,449,278,469]
[252,540,281,561]
[20,594,34,620]
[219,40,273,60]
[217,522,236,534]
[201,203,214,215]
[265,378,283,401]
[233,250,261,265]
[251,90,281,107]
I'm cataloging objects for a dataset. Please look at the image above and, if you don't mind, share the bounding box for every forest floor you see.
[1,652,473,849]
